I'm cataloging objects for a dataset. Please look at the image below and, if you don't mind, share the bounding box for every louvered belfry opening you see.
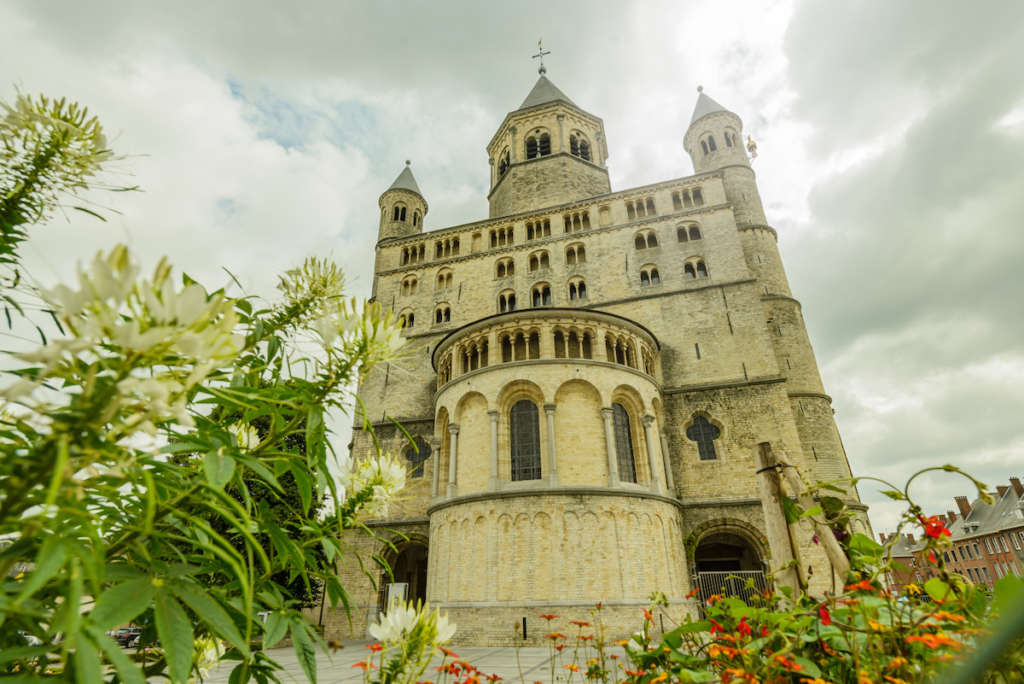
[510,399,542,481]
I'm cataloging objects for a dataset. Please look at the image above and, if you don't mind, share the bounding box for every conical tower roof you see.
[386,161,422,196]
[689,87,731,125]
[519,74,577,110]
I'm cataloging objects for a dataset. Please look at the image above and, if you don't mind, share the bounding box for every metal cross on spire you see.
[532,39,551,75]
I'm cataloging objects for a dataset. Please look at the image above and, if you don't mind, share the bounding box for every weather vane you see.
[532,39,550,75]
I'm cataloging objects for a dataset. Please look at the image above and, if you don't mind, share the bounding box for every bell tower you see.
[377,161,427,243]
[486,59,611,218]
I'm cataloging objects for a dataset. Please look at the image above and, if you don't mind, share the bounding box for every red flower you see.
[352,661,377,671]
[580,635,594,641]
[919,515,952,539]
[540,613,558,621]
[759,625,769,638]
[485,674,502,682]
[571,620,591,627]
[928,550,938,563]
[595,602,603,610]
[737,617,752,637]
[818,604,832,626]
[366,642,383,652]
[710,618,725,635]
[685,588,699,599]
[555,644,564,652]
[440,646,459,658]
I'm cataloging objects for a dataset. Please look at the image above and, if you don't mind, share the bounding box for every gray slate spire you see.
[689,87,731,125]
[519,75,577,110]
[387,161,422,196]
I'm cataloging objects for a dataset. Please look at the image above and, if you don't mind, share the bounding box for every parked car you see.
[113,627,142,648]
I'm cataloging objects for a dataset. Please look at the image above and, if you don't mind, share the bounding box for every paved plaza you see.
[202,642,629,683]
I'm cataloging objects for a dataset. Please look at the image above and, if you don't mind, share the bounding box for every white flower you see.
[230,422,260,450]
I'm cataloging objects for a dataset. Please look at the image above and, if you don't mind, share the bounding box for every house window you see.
[404,438,430,478]
[686,415,721,461]
[611,403,637,483]
[510,400,542,481]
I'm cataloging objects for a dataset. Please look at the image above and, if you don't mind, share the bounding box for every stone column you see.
[509,126,518,162]
[557,114,566,153]
[659,430,675,493]
[544,404,558,486]
[430,437,442,498]
[488,410,499,490]
[539,323,554,358]
[489,157,495,189]
[642,415,662,494]
[601,407,619,487]
[447,424,459,498]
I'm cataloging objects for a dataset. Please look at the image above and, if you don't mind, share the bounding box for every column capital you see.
[642,414,656,427]
[487,410,499,421]
[448,423,460,435]
[543,403,557,415]
[601,407,615,420]
[556,113,565,121]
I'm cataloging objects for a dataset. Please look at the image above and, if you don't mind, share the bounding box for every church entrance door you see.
[378,542,428,613]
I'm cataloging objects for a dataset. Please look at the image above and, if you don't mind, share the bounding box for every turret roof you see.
[386,162,422,196]
[519,75,577,110]
[689,88,731,125]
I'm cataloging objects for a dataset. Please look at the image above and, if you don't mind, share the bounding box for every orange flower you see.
[624,670,647,677]
[540,613,558,621]
[857,673,872,684]
[440,646,459,658]
[773,654,803,671]
[643,609,654,621]
[707,593,724,605]
[352,661,377,671]
[571,620,591,627]
[546,632,567,640]
[580,635,594,641]
[888,657,908,669]
[366,642,383,652]
[801,679,830,684]
[565,664,579,672]
[929,611,967,623]
[650,674,668,684]
[883,677,910,684]
[906,632,963,649]
[485,674,502,682]
[685,588,699,599]
[845,579,874,592]
[595,602,603,610]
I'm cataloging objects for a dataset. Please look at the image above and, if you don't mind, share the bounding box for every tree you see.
[0,93,409,683]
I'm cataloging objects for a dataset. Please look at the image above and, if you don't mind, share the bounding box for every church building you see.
[332,63,868,645]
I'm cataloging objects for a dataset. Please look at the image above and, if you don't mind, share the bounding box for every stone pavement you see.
[201,641,629,683]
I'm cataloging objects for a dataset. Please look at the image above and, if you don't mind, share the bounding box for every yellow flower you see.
[905,583,921,595]
[858,672,872,684]
[868,619,887,631]
[888,656,908,669]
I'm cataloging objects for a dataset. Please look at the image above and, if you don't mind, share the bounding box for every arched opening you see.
[692,531,768,609]
[378,541,429,613]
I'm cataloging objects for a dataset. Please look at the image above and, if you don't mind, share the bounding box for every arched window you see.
[707,136,717,152]
[399,311,414,329]
[510,400,542,481]
[436,269,453,290]
[404,438,430,478]
[529,251,549,272]
[724,132,734,147]
[531,284,552,307]
[525,132,551,160]
[696,261,708,278]
[569,132,592,161]
[579,140,591,161]
[526,136,538,159]
[568,278,587,301]
[634,234,646,249]
[496,258,514,278]
[684,263,696,280]
[701,140,708,155]
[647,233,658,248]
[498,290,516,313]
[689,225,701,240]
[677,226,688,242]
[526,219,551,240]
[498,148,510,177]
[434,305,451,324]
[686,415,721,461]
[640,266,660,287]
[640,271,650,287]
[565,243,585,265]
[612,403,637,483]
[413,211,420,227]
[692,188,704,206]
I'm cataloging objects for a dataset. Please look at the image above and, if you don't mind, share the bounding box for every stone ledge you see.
[426,486,684,516]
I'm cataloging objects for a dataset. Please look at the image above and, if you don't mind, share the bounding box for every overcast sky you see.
[4,1,1023,533]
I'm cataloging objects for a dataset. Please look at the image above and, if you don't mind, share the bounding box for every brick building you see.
[884,477,1024,591]
[329,67,869,645]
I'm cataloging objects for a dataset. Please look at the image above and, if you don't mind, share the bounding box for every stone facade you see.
[329,75,868,645]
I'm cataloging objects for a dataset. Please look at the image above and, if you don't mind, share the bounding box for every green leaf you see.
[993,574,1024,614]
[847,533,884,560]
[799,505,823,518]
[263,611,288,648]
[72,205,108,221]
[289,462,313,514]
[204,449,235,489]
[924,577,953,603]
[169,580,249,656]
[790,656,821,678]
[73,634,103,684]
[781,496,803,524]
[16,537,66,603]
[89,578,155,630]
[88,626,146,684]
[290,619,318,684]
[154,591,194,684]
[0,645,51,666]
[880,489,905,501]
[305,405,324,456]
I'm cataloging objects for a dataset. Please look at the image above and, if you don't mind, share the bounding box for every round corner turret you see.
[683,89,749,175]
[378,161,428,242]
